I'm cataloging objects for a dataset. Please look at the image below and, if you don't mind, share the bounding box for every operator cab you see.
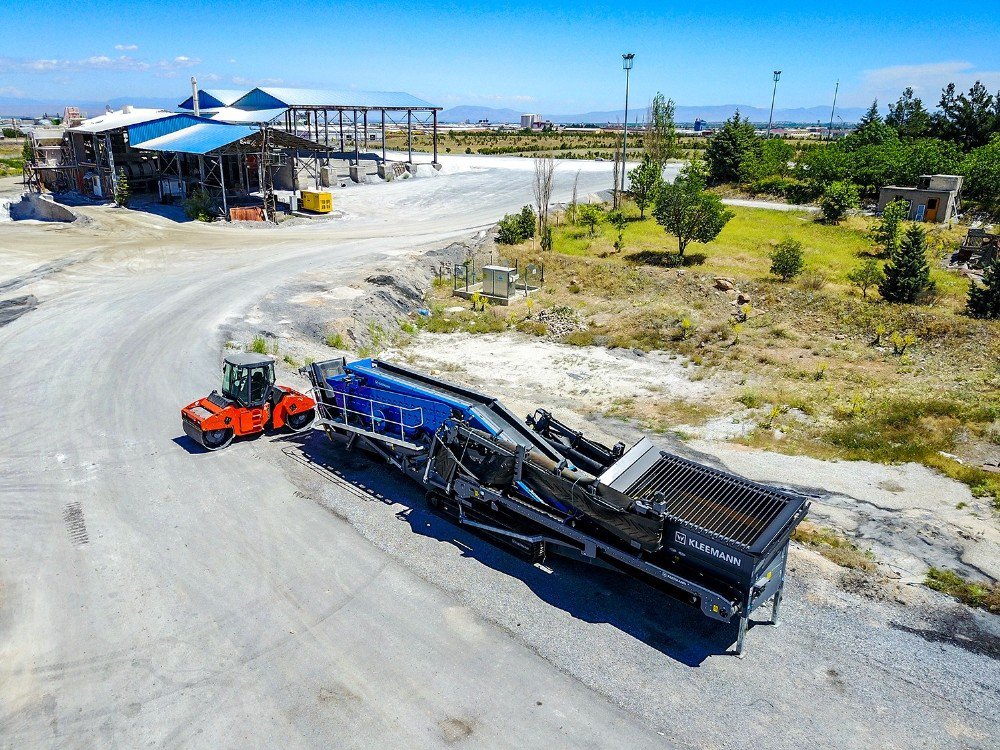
[222,353,275,407]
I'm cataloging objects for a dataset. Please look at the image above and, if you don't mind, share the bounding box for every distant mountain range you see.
[0,95,181,118]
[440,104,868,126]
[2,94,865,125]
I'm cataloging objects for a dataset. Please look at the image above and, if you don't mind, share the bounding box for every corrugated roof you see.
[232,87,437,110]
[210,106,287,124]
[70,108,175,134]
[177,89,248,111]
[127,113,207,145]
[130,122,260,154]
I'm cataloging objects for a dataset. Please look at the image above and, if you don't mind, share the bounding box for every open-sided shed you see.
[230,86,442,165]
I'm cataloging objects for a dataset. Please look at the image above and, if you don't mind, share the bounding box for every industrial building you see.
[23,82,442,222]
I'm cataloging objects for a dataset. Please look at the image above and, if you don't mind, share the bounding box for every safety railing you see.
[313,384,424,444]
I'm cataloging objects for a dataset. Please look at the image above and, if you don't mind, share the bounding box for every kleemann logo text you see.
[674,530,741,567]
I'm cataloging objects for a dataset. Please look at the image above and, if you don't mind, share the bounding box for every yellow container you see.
[301,190,333,213]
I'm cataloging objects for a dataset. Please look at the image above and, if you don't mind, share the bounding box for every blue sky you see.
[1,0,998,112]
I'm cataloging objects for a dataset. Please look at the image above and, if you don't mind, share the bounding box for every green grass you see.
[325,332,346,349]
[548,203,969,305]
[925,567,1000,613]
[248,336,268,355]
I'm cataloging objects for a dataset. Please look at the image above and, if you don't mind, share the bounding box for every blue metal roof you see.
[231,86,437,111]
[130,122,260,155]
[127,113,206,145]
[177,89,248,111]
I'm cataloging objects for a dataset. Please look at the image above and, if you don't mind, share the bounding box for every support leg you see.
[771,589,783,626]
[734,615,748,659]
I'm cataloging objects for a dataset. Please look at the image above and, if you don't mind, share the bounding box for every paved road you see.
[0,161,671,748]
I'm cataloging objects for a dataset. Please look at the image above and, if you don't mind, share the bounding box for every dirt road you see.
[0,156,997,749]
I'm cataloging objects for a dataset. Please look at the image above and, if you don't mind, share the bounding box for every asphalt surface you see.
[1,156,997,749]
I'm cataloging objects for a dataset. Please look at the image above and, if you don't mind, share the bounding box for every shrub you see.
[183,187,214,222]
[769,238,805,281]
[869,198,909,255]
[819,180,860,223]
[966,259,1000,319]
[847,259,886,299]
[577,203,605,236]
[249,336,268,354]
[799,271,828,291]
[496,205,536,244]
[326,332,346,349]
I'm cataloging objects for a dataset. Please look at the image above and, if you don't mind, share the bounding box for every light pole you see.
[620,53,634,196]
[766,70,781,138]
[827,80,840,141]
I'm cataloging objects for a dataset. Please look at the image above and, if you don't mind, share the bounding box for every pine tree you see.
[878,224,935,303]
[966,260,1000,318]
[858,99,882,128]
[704,112,760,185]
[113,168,130,208]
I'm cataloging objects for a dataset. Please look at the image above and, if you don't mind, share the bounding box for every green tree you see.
[934,81,999,150]
[878,224,935,303]
[819,181,860,223]
[577,203,605,237]
[652,162,734,258]
[627,155,663,218]
[847,258,886,299]
[740,138,795,183]
[113,168,130,208]
[869,198,909,255]
[644,93,682,164]
[769,238,805,281]
[705,112,760,185]
[607,209,627,252]
[966,259,1000,319]
[886,88,932,139]
[961,135,1000,218]
[518,204,537,239]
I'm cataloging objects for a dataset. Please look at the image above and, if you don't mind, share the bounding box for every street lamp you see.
[621,53,635,195]
[766,70,781,138]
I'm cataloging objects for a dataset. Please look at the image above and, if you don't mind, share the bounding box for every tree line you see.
[702,81,1000,219]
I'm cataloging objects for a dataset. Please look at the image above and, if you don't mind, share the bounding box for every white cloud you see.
[231,75,284,86]
[158,55,201,69]
[0,85,25,97]
[0,54,150,73]
[856,61,1000,105]
[115,44,138,51]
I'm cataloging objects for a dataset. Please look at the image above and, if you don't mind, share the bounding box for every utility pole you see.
[766,70,781,138]
[827,80,840,140]
[620,53,634,196]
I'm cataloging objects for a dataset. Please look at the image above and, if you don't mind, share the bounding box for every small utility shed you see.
[878,174,963,223]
